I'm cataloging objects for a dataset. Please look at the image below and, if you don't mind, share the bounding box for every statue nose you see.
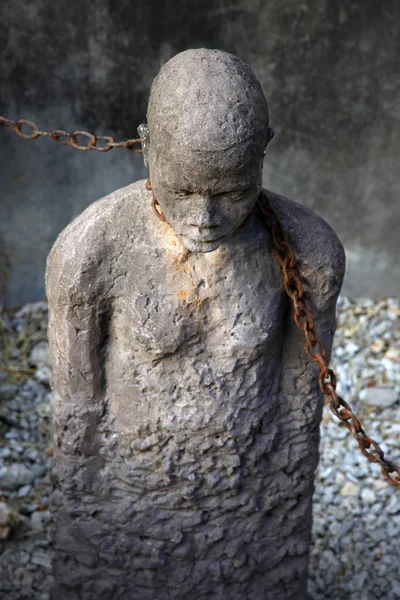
[190,197,219,229]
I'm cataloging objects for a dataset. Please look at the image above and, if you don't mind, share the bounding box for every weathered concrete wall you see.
[1,0,399,305]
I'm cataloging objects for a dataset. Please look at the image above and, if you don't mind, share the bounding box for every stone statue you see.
[46,49,345,600]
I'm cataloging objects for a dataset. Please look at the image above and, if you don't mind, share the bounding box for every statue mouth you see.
[177,232,225,252]
[183,233,224,244]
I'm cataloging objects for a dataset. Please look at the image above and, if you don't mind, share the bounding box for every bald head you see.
[147,49,270,153]
[146,49,272,254]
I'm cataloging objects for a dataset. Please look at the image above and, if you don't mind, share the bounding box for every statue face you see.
[150,142,263,253]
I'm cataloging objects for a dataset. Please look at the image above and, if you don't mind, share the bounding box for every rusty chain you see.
[0,116,142,152]
[258,191,400,488]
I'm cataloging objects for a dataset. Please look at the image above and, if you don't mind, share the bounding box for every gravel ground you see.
[0,297,399,600]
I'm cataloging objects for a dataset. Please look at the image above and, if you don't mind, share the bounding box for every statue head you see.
[146,48,273,252]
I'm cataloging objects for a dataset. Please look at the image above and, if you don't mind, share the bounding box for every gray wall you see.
[1,0,399,306]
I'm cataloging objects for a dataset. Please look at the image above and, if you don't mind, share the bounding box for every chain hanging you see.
[258,191,400,488]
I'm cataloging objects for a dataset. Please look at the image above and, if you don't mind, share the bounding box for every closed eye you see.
[168,188,251,200]
[216,189,251,200]
[167,189,191,198]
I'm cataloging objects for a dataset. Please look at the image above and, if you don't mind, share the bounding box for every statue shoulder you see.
[265,189,346,309]
[46,180,148,306]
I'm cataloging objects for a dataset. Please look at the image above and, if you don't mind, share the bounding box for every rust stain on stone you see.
[178,288,190,300]
[171,254,191,272]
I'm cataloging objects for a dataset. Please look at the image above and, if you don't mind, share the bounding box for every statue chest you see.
[110,239,285,365]
[105,237,286,435]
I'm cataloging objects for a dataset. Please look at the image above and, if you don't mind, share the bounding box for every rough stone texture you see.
[1,0,399,306]
[147,49,270,152]
[47,187,344,599]
[46,50,345,599]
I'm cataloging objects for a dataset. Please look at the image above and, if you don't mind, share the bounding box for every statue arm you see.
[46,217,111,456]
[268,190,346,361]
[272,197,346,492]
[293,219,346,364]
[280,246,345,399]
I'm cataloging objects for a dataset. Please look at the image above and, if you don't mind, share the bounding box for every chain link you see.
[0,116,143,153]
[258,191,400,488]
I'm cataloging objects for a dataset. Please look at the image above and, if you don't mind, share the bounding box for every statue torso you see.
[103,192,286,441]
[47,180,344,598]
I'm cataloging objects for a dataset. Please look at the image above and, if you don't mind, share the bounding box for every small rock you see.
[370,338,386,353]
[370,528,387,543]
[31,510,51,530]
[345,341,360,356]
[0,500,21,538]
[340,481,358,497]
[335,472,346,486]
[334,346,346,358]
[360,488,376,504]
[381,358,399,382]
[387,422,400,435]
[9,441,24,453]
[30,341,51,369]
[37,401,51,418]
[31,550,52,570]
[36,366,52,385]
[24,448,39,461]
[373,478,389,491]
[355,571,368,588]
[17,484,32,498]
[359,386,398,408]
[386,495,400,515]
[344,471,360,485]
[0,383,18,401]
[384,347,400,362]
[18,551,30,565]
[361,367,376,379]
[0,463,37,490]
[4,430,20,440]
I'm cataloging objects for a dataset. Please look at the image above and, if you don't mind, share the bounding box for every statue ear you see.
[263,127,275,156]
[137,123,150,167]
